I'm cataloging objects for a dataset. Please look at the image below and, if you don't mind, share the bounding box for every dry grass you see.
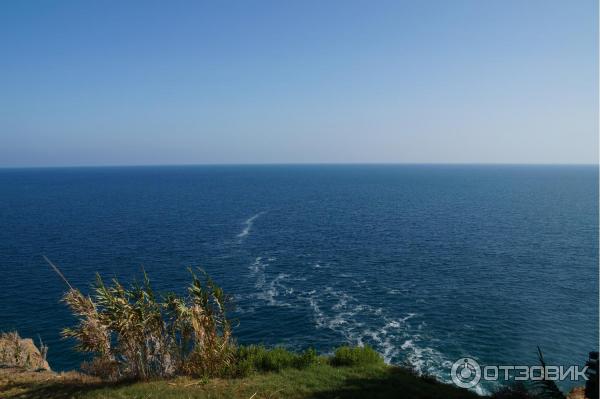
[0,363,483,399]
[0,367,98,398]
[60,269,234,380]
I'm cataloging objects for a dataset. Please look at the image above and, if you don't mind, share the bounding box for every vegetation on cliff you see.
[0,358,481,399]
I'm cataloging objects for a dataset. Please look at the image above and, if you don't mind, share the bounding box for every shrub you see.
[330,345,383,367]
[296,347,318,368]
[59,265,234,380]
[234,345,319,376]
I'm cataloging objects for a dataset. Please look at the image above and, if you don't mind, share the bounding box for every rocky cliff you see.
[0,331,51,371]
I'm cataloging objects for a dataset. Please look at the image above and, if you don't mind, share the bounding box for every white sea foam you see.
[260,273,291,306]
[298,285,461,379]
[399,337,453,384]
[237,211,266,239]
[246,256,297,308]
[399,313,416,322]
[242,257,458,390]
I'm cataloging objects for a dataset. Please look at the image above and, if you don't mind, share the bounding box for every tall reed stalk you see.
[45,257,234,380]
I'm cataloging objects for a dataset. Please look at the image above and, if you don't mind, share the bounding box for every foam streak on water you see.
[242,254,452,384]
[237,211,266,239]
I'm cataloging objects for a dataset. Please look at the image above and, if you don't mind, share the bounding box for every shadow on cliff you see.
[312,367,480,399]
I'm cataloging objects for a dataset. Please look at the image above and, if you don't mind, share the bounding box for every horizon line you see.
[0,161,598,170]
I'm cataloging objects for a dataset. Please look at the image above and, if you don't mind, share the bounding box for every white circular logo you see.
[451,357,481,388]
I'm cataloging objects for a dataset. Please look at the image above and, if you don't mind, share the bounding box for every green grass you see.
[1,362,482,399]
[235,345,319,375]
[330,345,383,367]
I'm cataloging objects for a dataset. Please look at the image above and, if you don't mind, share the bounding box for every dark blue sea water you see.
[0,165,597,393]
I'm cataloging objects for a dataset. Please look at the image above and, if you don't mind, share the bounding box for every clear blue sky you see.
[0,0,597,167]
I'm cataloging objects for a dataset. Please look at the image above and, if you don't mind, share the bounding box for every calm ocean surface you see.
[0,165,597,392]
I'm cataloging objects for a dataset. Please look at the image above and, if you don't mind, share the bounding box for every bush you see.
[330,345,383,367]
[60,267,234,380]
[297,347,318,368]
[234,345,319,376]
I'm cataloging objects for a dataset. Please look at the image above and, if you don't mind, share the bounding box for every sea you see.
[0,164,597,393]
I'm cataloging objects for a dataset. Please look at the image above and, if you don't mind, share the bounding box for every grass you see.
[330,345,383,367]
[235,345,320,375]
[0,362,482,399]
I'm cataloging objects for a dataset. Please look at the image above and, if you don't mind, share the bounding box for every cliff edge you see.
[0,331,50,371]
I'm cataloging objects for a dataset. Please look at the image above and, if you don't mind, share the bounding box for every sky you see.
[0,0,597,167]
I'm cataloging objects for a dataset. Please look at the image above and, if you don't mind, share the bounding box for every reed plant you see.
[46,256,234,381]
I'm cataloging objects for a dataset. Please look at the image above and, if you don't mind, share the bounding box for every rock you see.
[0,331,51,371]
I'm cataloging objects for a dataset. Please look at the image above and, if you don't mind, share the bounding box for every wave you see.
[304,287,409,362]
[242,256,297,308]
[302,287,488,392]
[239,258,460,390]
[237,211,266,239]
[301,285,461,386]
